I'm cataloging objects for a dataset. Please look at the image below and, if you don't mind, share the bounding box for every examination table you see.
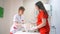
[14,31,40,34]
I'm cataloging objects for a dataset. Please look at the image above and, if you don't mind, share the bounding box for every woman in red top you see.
[31,1,50,34]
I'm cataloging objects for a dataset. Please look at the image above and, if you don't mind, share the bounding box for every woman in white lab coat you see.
[10,6,25,34]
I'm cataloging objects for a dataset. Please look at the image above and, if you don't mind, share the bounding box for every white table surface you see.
[14,31,40,34]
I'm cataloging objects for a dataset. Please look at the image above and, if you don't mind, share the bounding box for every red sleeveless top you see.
[37,10,50,32]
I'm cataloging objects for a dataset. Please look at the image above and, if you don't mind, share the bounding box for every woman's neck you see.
[18,14,22,16]
[38,9,41,12]
[39,9,43,12]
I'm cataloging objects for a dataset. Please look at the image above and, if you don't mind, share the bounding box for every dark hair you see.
[35,1,48,16]
[19,6,25,11]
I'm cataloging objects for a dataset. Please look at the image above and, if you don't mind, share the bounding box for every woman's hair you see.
[19,6,25,11]
[35,1,48,16]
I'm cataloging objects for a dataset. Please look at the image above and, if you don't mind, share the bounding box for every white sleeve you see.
[13,15,18,22]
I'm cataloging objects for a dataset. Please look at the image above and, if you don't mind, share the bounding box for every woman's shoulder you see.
[14,14,19,18]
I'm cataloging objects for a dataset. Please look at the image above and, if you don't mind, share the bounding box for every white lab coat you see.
[10,14,25,34]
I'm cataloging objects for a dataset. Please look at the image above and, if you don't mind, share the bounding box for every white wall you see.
[0,0,11,34]
[23,0,36,23]
[51,0,60,34]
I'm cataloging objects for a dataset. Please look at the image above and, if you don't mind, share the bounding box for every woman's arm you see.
[30,18,46,30]
[14,21,22,27]
[37,18,46,29]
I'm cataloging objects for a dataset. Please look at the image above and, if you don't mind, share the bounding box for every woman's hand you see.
[30,26,38,31]
[15,23,22,29]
